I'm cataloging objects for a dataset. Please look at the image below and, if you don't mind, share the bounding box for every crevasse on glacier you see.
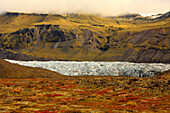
[5,59,170,77]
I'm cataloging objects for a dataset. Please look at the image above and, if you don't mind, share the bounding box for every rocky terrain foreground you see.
[0,11,170,63]
[0,59,169,113]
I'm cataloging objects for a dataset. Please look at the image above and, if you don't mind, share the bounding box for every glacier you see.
[5,59,170,77]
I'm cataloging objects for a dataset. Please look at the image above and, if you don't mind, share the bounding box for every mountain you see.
[111,11,170,21]
[156,11,170,20]
[0,11,169,63]
[113,13,142,20]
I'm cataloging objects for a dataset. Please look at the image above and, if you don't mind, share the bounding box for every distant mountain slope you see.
[0,58,63,78]
[0,12,47,33]
[0,11,169,63]
[156,11,170,20]
[110,11,170,21]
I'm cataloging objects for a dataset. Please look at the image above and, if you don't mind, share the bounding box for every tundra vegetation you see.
[0,59,170,112]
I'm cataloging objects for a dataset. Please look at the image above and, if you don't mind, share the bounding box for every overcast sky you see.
[0,0,169,16]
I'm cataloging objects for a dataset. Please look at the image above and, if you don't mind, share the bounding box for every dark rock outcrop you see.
[0,50,54,61]
[5,12,48,17]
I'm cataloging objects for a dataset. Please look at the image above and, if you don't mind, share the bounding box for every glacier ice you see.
[5,59,170,77]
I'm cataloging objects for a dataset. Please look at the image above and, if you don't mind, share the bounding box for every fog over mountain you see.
[0,0,170,16]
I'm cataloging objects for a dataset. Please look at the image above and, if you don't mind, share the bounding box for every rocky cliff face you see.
[0,24,105,52]
[0,24,169,63]
[126,28,170,63]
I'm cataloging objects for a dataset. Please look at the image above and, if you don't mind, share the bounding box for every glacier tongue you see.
[5,59,170,77]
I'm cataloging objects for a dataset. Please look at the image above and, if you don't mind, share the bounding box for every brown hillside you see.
[0,58,63,78]
[154,70,170,79]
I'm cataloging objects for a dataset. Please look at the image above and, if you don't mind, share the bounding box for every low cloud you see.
[0,0,169,16]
